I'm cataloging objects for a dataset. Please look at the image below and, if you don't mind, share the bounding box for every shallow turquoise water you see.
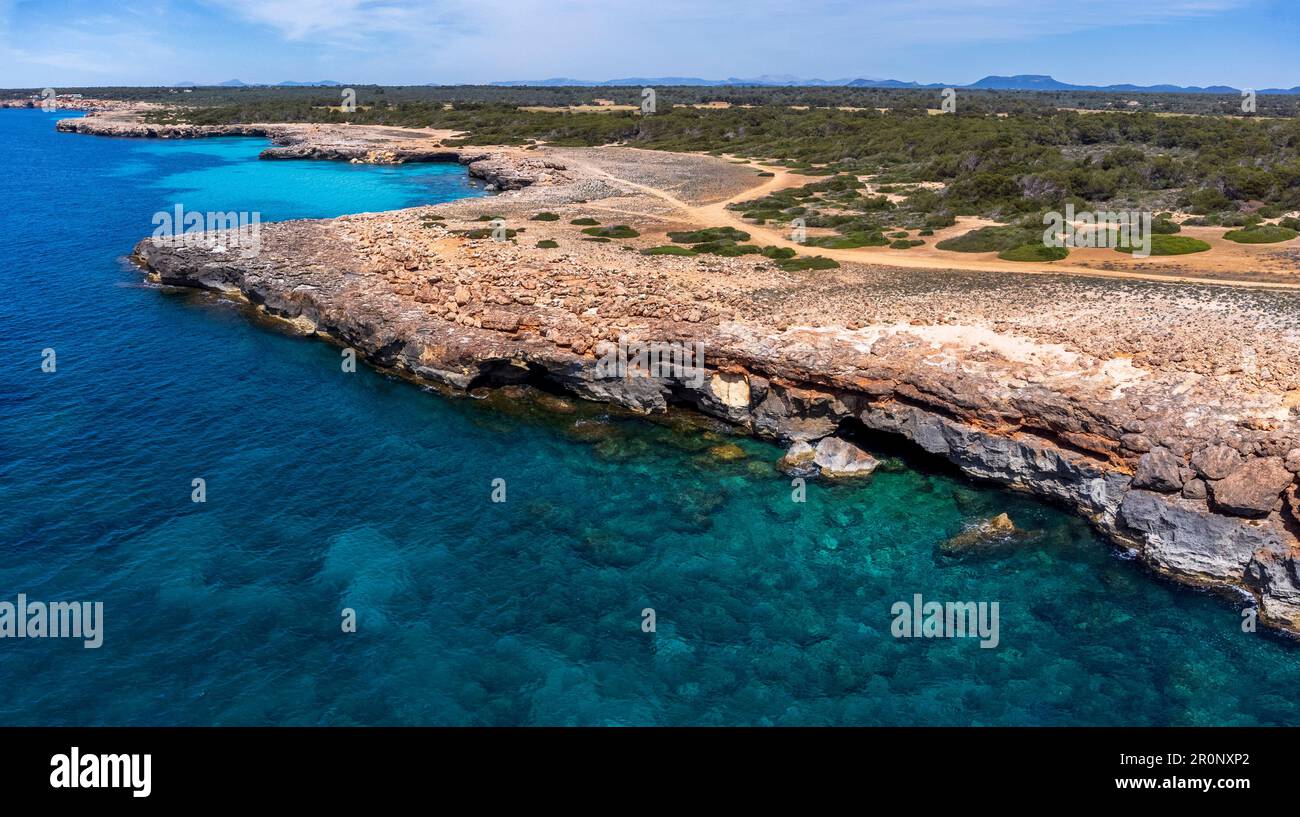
[3,108,1299,725]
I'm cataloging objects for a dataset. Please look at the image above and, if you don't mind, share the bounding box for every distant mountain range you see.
[173,80,344,88]
[491,74,1300,94]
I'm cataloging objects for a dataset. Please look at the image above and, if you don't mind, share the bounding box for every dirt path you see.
[564,154,1300,291]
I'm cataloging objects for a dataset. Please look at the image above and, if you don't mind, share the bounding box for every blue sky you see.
[1,0,1296,88]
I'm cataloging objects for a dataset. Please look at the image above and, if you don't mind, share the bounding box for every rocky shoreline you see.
[49,111,1298,637]
[53,113,572,190]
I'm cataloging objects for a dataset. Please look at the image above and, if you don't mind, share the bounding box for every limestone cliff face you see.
[132,228,1300,637]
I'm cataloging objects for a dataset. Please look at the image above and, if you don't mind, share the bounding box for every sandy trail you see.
[562,154,1300,291]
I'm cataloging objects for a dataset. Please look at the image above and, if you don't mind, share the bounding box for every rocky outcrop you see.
[776,441,817,477]
[115,135,1300,638]
[56,117,273,140]
[1133,447,1182,492]
[941,513,1018,555]
[813,437,879,478]
[53,114,560,185]
[129,212,1300,635]
[1209,457,1294,518]
[776,437,878,478]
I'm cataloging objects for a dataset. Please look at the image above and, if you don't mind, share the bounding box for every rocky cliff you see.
[129,168,1300,636]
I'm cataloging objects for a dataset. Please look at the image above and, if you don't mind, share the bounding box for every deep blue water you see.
[3,108,1300,726]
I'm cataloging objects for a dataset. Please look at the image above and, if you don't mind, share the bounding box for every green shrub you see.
[707,243,763,257]
[1280,217,1300,231]
[936,225,1037,253]
[805,231,888,248]
[474,214,505,221]
[531,212,560,221]
[668,227,751,244]
[536,239,559,248]
[924,212,957,229]
[889,239,923,249]
[1151,218,1181,234]
[1222,224,1299,244]
[462,228,517,239]
[777,256,840,271]
[761,246,797,259]
[642,245,698,256]
[582,225,640,239]
[918,228,934,236]
[1184,188,1233,215]
[1114,234,1211,255]
[997,244,1068,262]
[570,217,600,226]
[582,236,611,243]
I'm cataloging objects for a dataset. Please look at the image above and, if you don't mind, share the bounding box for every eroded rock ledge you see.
[129,184,1300,636]
[53,106,1293,637]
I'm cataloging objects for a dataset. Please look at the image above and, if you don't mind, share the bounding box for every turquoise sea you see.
[3,108,1299,725]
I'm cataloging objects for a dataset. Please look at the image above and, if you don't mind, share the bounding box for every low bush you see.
[1114,234,1211,255]
[641,245,698,256]
[997,244,1068,261]
[668,226,751,244]
[1222,224,1299,244]
[582,225,640,239]
[776,256,840,271]
[935,225,1037,253]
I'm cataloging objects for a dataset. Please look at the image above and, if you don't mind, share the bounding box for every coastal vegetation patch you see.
[462,227,519,240]
[1222,224,1299,243]
[776,256,840,271]
[668,226,751,244]
[1113,234,1212,255]
[997,243,1069,262]
[935,225,1039,253]
[642,245,698,256]
[581,225,640,239]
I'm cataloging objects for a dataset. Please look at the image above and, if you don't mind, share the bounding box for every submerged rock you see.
[941,512,1018,555]
[706,443,747,462]
[535,393,576,414]
[813,437,878,479]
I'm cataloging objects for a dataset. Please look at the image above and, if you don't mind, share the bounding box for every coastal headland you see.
[54,104,1300,637]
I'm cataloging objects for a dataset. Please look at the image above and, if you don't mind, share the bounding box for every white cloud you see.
[0,0,1270,86]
